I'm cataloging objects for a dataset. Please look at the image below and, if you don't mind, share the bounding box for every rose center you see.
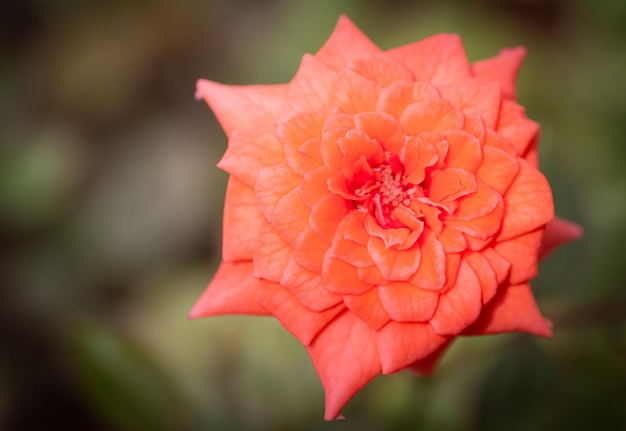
[351,152,422,229]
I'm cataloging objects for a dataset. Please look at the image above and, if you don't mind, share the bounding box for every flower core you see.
[352,152,421,229]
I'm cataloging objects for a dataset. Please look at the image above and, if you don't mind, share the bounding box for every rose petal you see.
[282,256,343,311]
[378,282,440,322]
[496,99,539,160]
[353,112,406,155]
[329,70,382,114]
[437,226,467,253]
[329,229,374,268]
[343,288,391,330]
[443,129,483,173]
[438,78,501,129]
[386,33,472,84]
[464,252,498,305]
[400,98,464,135]
[348,54,413,86]
[408,230,447,290]
[218,125,285,187]
[472,47,526,100]
[428,168,477,203]
[494,228,543,284]
[315,15,381,71]
[320,128,349,175]
[300,165,332,208]
[277,109,333,176]
[196,79,287,135]
[257,282,345,345]
[376,81,441,118]
[189,261,270,317]
[279,54,338,120]
[429,259,482,335]
[476,145,520,194]
[497,159,553,241]
[364,216,413,248]
[322,255,374,295]
[255,164,301,221]
[463,114,486,143]
[306,311,382,420]
[294,226,330,272]
[481,247,511,285]
[539,217,583,258]
[338,129,383,178]
[271,188,310,246]
[310,194,352,244]
[367,236,421,281]
[402,136,440,185]
[444,180,504,239]
[463,283,552,337]
[357,266,386,285]
[377,321,449,374]
[409,340,453,375]
[222,176,265,261]
[253,222,293,283]
[298,137,324,172]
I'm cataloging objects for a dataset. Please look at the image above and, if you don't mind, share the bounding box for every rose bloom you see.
[191,16,582,420]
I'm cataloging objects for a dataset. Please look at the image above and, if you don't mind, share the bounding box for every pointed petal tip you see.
[325,411,346,421]
[540,217,583,258]
[501,46,527,58]
[187,301,205,320]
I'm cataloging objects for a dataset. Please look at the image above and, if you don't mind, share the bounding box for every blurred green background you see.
[1,0,625,430]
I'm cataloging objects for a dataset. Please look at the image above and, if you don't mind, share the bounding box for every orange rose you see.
[191,16,581,420]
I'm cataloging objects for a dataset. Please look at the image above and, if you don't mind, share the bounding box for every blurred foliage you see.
[1,0,625,430]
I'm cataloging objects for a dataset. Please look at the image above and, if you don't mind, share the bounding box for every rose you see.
[190,16,581,420]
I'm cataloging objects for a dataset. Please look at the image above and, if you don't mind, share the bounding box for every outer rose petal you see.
[279,55,338,120]
[498,159,553,241]
[315,15,381,71]
[189,262,269,317]
[196,80,287,136]
[494,228,543,284]
[377,321,449,374]
[438,78,501,129]
[496,99,539,160]
[386,33,472,84]
[272,188,311,245]
[472,47,526,100]
[463,283,552,337]
[218,125,285,187]
[255,164,301,221]
[409,340,453,375]
[476,146,520,194]
[540,217,583,258]
[347,54,413,86]
[253,222,293,283]
[222,176,266,262]
[257,282,345,345]
[329,70,381,114]
[306,311,382,420]
[281,256,343,311]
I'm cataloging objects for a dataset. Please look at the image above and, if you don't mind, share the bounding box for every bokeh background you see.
[1,0,625,429]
